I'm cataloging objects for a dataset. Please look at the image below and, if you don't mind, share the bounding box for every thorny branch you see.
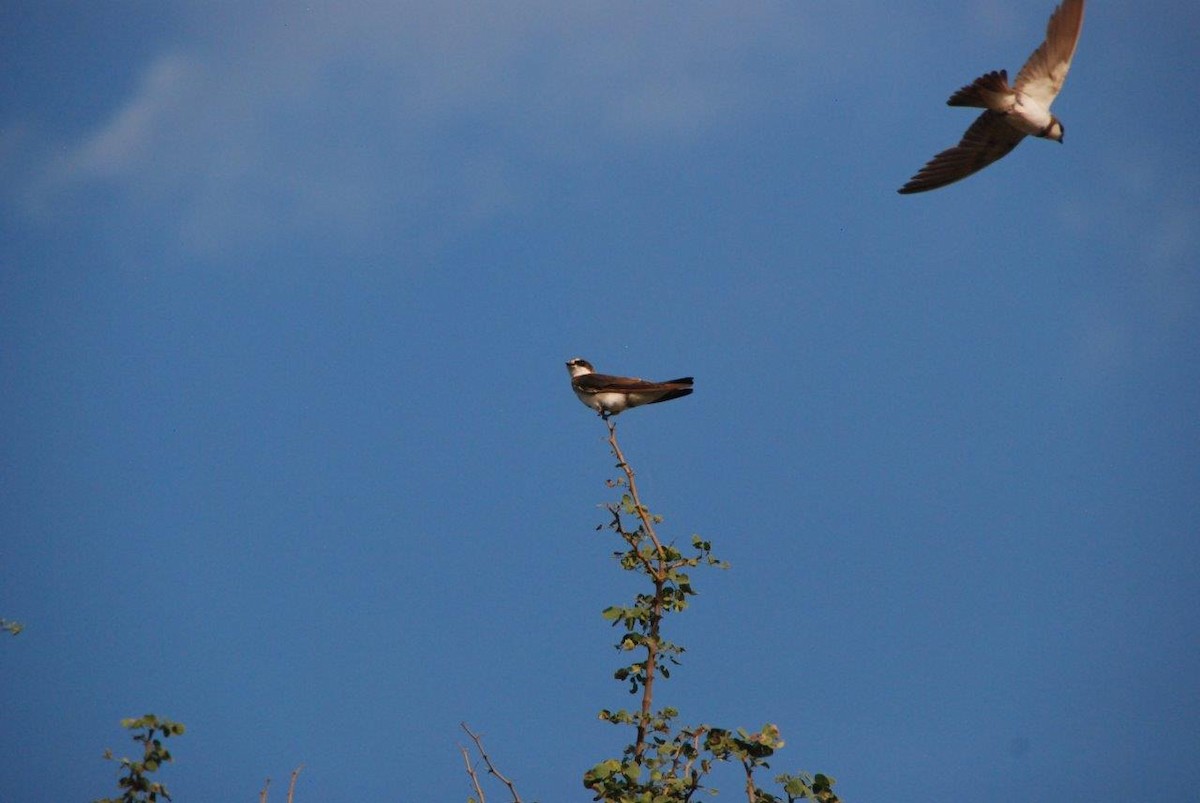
[605,419,667,763]
[461,743,487,803]
[461,722,522,803]
[606,419,666,561]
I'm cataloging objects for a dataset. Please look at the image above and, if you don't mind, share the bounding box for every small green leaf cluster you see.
[775,772,841,803]
[582,714,712,802]
[95,714,186,803]
[1,618,23,636]
[599,531,723,696]
[585,717,841,803]
[709,726,840,803]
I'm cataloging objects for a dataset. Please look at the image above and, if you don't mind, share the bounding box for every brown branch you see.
[460,743,487,802]
[742,759,757,803]
[607,504,660,581]
[678,726,707,780]
[606,419,669,764]
[259,778,270,803]
[635,579,667,763]
[606,419,666,560]
[286,764,304,803]
[461,722,522,803]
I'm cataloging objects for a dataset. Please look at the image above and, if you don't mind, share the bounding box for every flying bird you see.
[565,358,694,418]
[898,0,1085,194]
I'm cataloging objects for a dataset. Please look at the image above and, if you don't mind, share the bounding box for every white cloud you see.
[11,2,852,259]
[65,54,200,180]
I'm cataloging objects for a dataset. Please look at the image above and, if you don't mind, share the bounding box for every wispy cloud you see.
[8,3,848,259]
[63,55,200,181]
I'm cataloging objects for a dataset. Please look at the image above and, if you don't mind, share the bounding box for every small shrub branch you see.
[461,722,522,803]
[584,420,842,803]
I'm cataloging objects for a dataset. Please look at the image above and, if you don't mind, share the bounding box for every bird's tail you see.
[947,70,1010,108]
[648,387,694,405]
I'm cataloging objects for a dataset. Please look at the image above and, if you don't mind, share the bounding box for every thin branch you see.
[742,759,757,803]
[460,743,487,803]
[606,419,666,560]
[678,726,707,780]
[607,419,668,762]
[461,722,522,803]
[286,764,304,803]
[259,778,270,803]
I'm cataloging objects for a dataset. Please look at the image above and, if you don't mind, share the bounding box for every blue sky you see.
[2,2,1198,800]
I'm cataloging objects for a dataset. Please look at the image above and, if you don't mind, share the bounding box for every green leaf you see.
[585,758,622,781]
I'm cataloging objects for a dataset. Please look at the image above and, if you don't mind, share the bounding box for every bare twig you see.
[461,722,522,803]
[461,743,487,803]
[259,777,270,803]
[286,764,304,803]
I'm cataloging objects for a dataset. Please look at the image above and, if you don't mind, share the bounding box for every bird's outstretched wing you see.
[898,110,1027,194]
[1014,0,1085,105]
[946,70,1013,109]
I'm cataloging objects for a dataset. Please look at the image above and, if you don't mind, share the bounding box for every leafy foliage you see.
[582,421,841,803]
[96,715,186,803]
[1,618,23,636]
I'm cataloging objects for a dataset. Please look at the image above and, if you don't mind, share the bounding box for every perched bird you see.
[565,358,694,418]
[898,0,1085,194]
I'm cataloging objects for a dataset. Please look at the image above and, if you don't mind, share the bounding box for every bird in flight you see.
[898,0,1085,194]
[565,358,694,418]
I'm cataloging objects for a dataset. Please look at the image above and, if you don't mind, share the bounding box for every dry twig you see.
[461,742,488,802]
[287,764,304,803]
[461,722,522,803]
